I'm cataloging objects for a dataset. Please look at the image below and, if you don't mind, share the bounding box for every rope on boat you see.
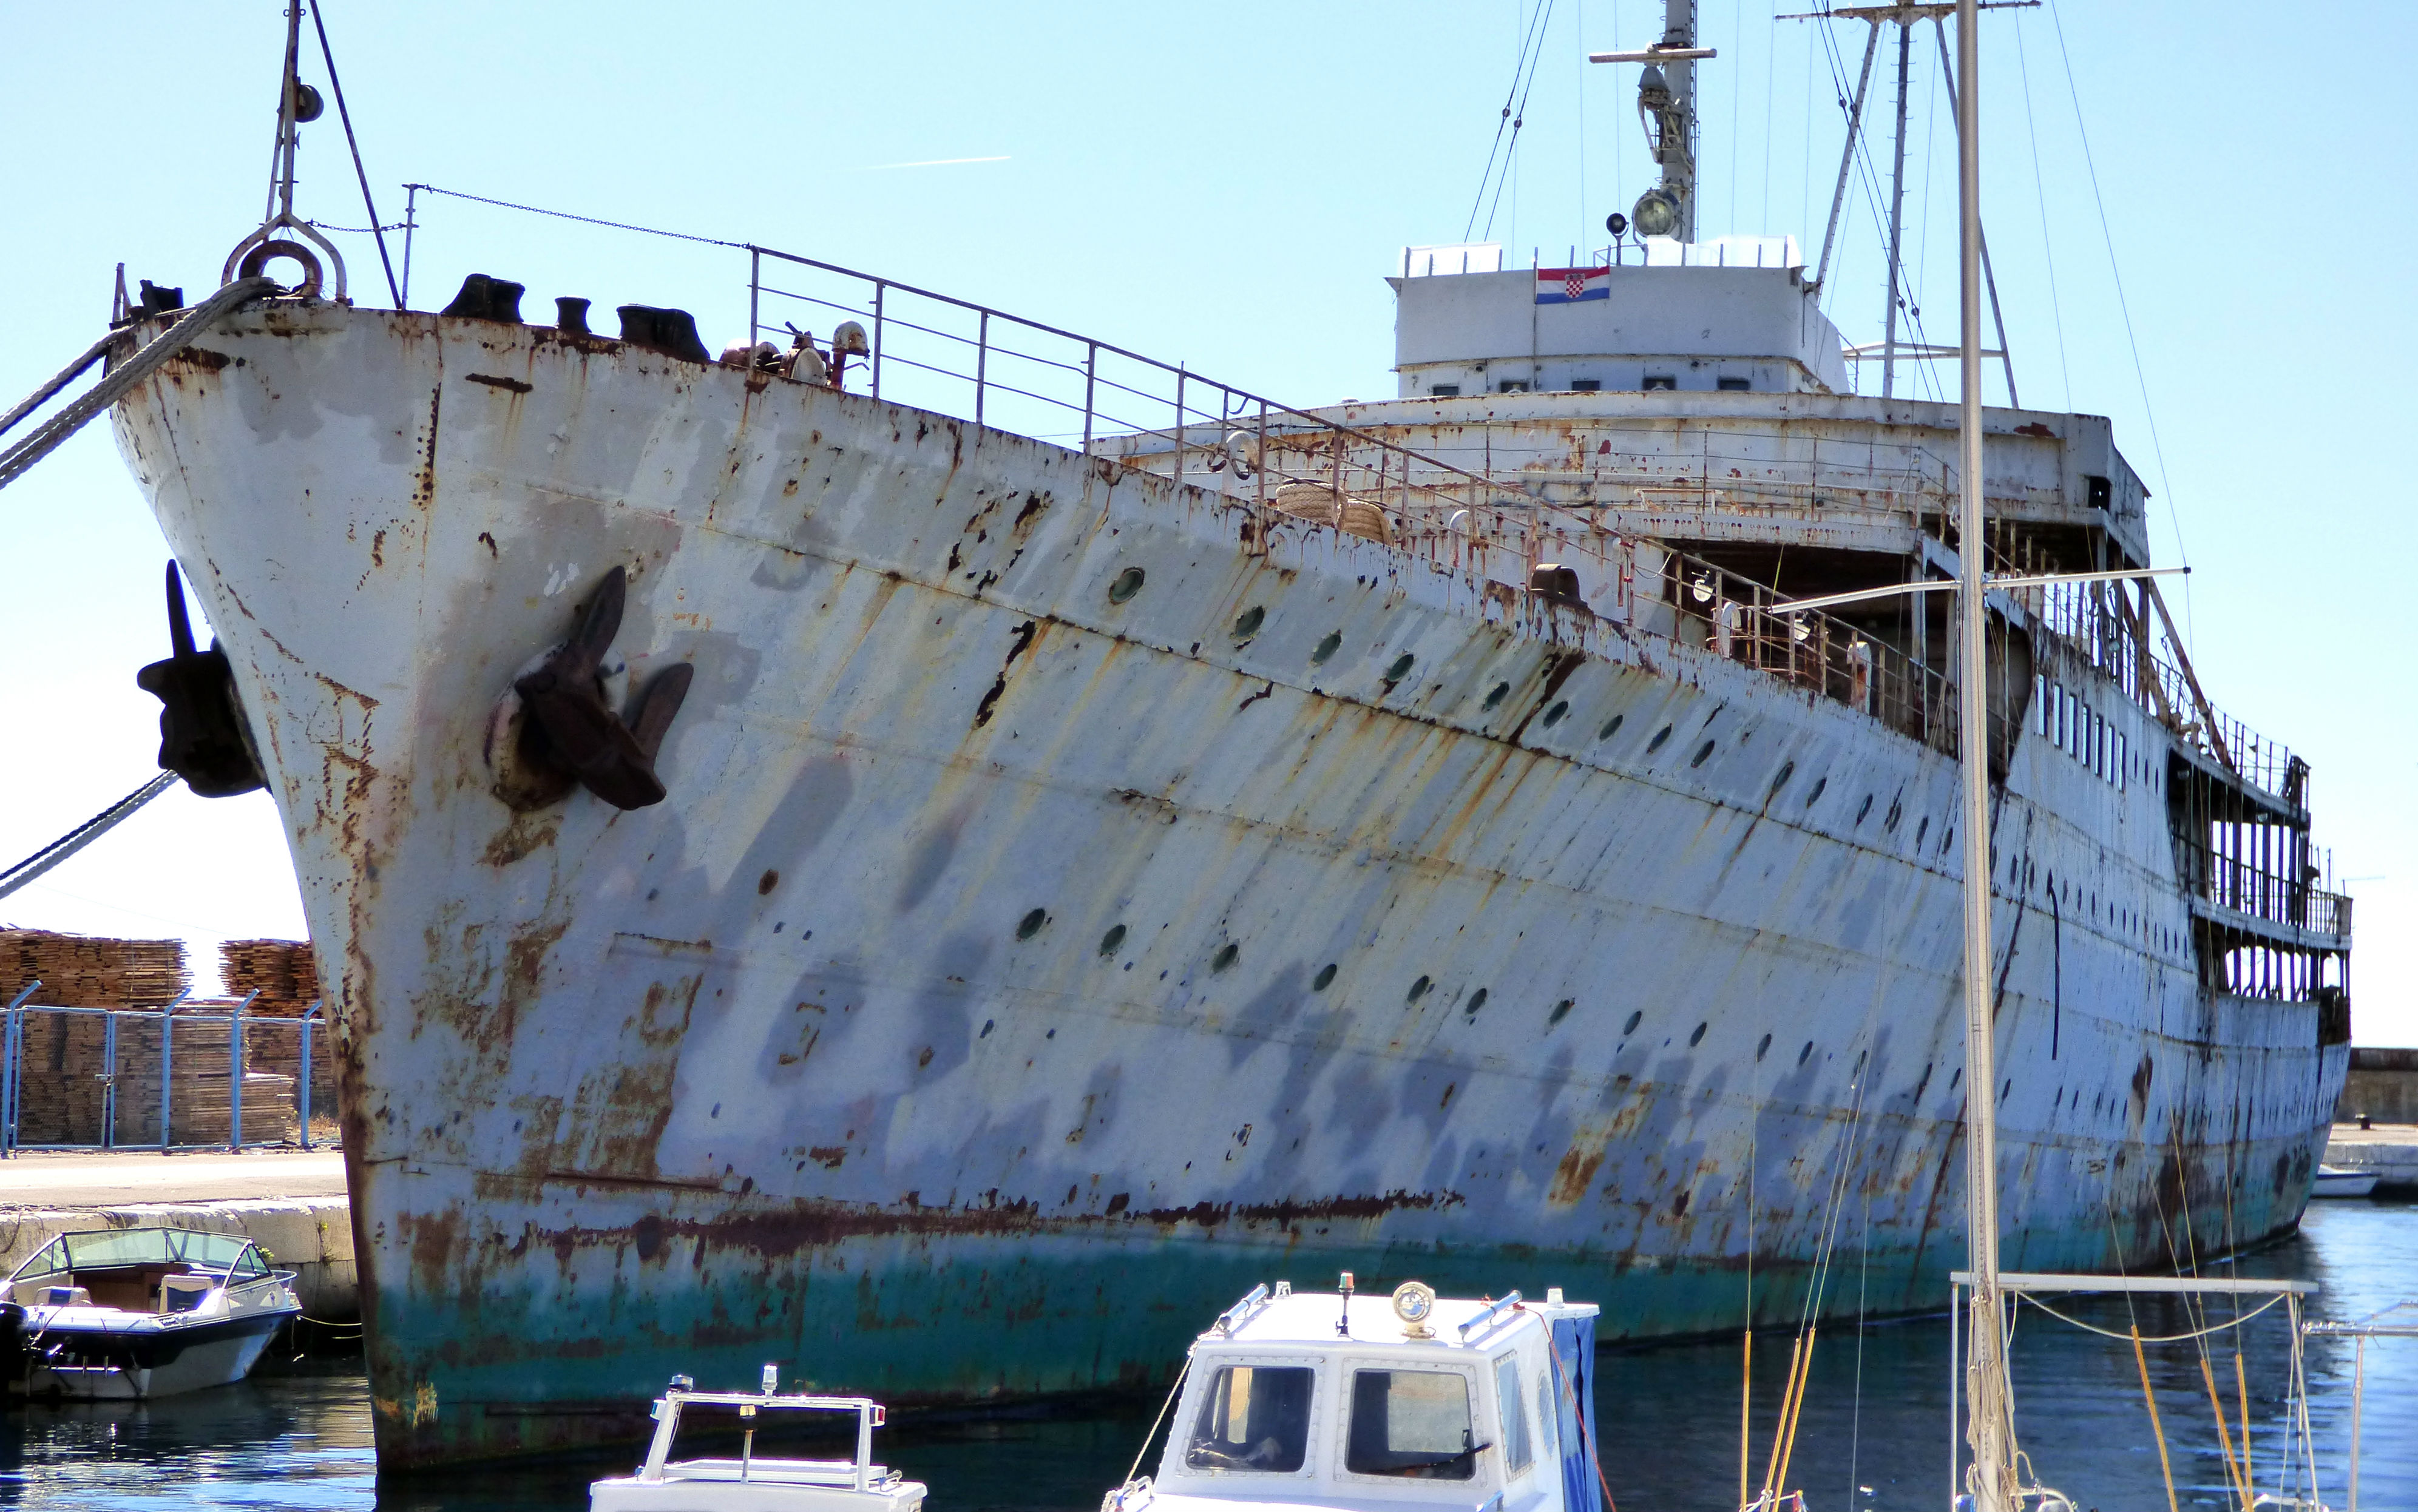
[2017,1288,2286,1344]
[2131,1326,2183,1512]
[0,772,178,904]
[0,277,278,494]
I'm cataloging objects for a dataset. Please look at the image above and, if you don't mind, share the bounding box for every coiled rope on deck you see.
[0,277,279,494]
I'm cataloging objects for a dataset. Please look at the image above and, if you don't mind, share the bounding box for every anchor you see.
[504,566,693,811]
[134,563,266,798]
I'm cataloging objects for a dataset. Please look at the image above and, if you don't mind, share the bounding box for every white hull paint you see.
[110,304,2345,1466]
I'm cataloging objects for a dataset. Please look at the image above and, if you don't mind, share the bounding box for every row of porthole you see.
[1112,563,1958,865]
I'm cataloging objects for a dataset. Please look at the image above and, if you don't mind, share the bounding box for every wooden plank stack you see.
[219,938,337,1128]
[1,928,188,1009]
[0,929,302,1146]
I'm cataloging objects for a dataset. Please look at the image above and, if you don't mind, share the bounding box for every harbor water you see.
[5,1201,2410,1509]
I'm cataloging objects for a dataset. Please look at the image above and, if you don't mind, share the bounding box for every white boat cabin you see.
[1112,1280,1605,1512]
[589,1366,926,1512]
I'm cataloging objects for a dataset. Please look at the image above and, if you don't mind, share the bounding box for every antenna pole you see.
[1880,17,1913,398]
[1931,17,2020,407]
[1814,22,1883,294]
[1664,0,1699,241]
[1954,0,2013,1505]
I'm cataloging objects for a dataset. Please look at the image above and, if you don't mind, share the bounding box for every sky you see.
[1,2,2412,1043]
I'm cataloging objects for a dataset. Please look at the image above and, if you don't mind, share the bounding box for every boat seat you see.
[160,1275,215,1312]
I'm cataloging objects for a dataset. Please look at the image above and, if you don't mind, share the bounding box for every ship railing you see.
[742,246,1520,535]
[0,992,331,1157]
[2170,842,2351,940]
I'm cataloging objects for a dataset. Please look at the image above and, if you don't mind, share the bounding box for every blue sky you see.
[3,2,2412,1044]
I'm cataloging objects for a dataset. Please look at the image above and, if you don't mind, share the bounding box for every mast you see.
[1953,0,2013,1505]
[1880,19,1913,399]
[1590,0,1715,244]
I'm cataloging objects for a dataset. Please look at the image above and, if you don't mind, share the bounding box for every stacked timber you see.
[0,931,300,1146]
[219,938,336,1125]
[1,928,187,1008]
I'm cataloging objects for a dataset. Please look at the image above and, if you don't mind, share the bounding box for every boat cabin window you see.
[1496,380,1529,394]
[1429,383,1461,397]
[1346,1368,1477,1480]
[1642,375,1677,391]
[1492,1355,1534,1475]
[1569,379,1602,392]
[1185,1365,1314,1473]
[1717,376,1751,391]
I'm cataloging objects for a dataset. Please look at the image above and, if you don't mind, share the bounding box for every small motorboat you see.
[2311,1166,2380,1198]
[591,1366,927,1511]
[0,1227,300,1400]
[1102,1274,1608,1512]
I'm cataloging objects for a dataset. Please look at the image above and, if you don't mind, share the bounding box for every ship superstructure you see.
[84,2,2349,1471]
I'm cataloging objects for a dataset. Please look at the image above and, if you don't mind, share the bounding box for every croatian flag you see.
[1536,266,1611,304]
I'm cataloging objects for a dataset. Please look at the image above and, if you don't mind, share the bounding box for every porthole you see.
[1598,714,1625,742]
[1805,776,1827,807]
[1098,924,1127,957]
[1311,631,1342,664]
[1915,817,1930,849]
[1548,999,1575,1026]
[1407,974,1432,1004]
[1016,908,1049,939]
[1312,963,1338,991]
[1798,1041,1815,1065]
[1385,653,1417,681]
[1483,681,1511,710]
[1688,1021,1708,1047]
[1756,1033,1772,1061]
[1211,942,1239,973]
[1106,566,1146,604]
[1855,794,1874,825]
[1542,700,1570,727]
[1647,724,1673,753]
[1623,1010,1644,1035]
[1884,798,1903,832]
[1769,761,1793,797]
[1463,987,1489,1018]
[1231,605,1265,640]
[1691,740,1716,768]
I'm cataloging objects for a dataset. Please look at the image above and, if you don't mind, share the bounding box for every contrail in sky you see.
[857,155,1011,170]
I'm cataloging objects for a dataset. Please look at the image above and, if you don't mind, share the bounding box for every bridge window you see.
[1570,379,1602,392]
[1718,376,1752,392]
[1429,383,1460,397]
[1643,375,1677,391]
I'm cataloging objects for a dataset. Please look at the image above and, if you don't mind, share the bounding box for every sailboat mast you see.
[1953,0,2013,1506]
[1880,19,1914,399]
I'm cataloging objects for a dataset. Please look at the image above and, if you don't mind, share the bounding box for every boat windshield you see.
[1346,1369,1478,1480]
[1184,1365,1313,1473]
[11,1229,266,1281]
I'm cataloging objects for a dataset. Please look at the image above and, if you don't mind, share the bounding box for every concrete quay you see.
[0,1150,355,1319]
[2324,1121,2418,1197]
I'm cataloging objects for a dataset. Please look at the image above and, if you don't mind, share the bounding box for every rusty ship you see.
[85,1,2349,1470]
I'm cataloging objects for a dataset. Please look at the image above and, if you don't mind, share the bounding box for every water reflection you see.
[1,1204,2408,1509]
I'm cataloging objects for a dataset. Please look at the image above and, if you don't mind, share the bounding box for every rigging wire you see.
[306,1,404,309]
[2045,0,2190,638]
[1480,0,1563,244]
[1466,0,1560,241]
[2012,13,2073,411]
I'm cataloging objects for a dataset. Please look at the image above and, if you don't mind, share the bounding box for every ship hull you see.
[112,305,2345,1466]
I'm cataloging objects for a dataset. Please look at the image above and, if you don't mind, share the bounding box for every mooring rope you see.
[2017,1289,2285,1345]
[0,277,279,493]
[0,772,178,904]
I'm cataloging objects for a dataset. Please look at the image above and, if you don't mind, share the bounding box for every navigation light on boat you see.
[1390,1280,1437,1338]
[1605,212,1629,237]
[762,1363,779,1393]
[1631,187,1681,238]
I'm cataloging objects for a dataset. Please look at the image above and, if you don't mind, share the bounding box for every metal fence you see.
[0,985,332,1155]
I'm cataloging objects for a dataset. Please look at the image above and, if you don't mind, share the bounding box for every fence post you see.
[229,989,259,1152]
[1173,366,1185,491]
[748,246,762,351]
[1,981,36,1158]
[160,987,189,1151]
[975,309,989,428]
[101,1010,119,1150]
[299,1001,321,1150]
[870,283,885,401]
